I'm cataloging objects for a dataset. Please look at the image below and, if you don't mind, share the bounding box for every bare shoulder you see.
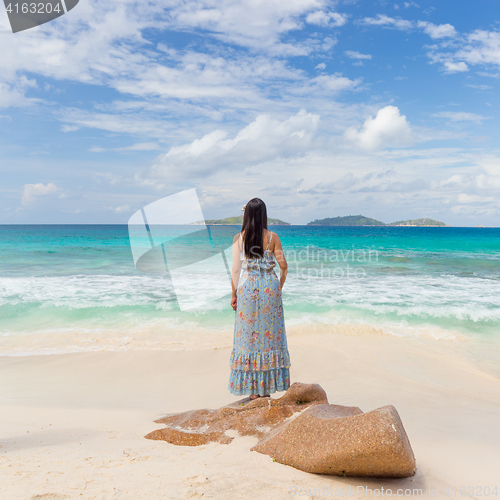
[269,230,283,250]
[233,232,241,243]
[269,230,281,242]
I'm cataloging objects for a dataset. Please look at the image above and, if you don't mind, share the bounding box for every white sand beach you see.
[1,327,499,500]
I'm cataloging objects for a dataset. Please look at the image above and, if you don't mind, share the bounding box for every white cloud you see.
[433,112,490,123]
[145,110,320,180]
[443,61,469,73]
[56,63,359,139]
[456,30,500,66]
[425,45,469,73]
[362,13,458,39]
[0,0,341,114]
[169,0,337,55]
[457,193,492,204]
[187,146,500,226]
[117,142,161,152]
[114,205,131,213]
[292,73,361,95]
[418,21,457,39]
[424,29,500,74]
[60,108,180,138]
[3,2,500,227]
[361,14,413,31]
[321,37,337,51]
[344,50,372,60]
[474,155,500,175]
[111,53,298,102]
[21,183,58,205]
[103,203,132,213]
[306,11,348,27]
[0,80,39,108]
[466,84,493,90]
[330,12,348,27]
[167,129,228,158]
[344,105,414,151]
[90,142,161,153]
[61,125,79,132]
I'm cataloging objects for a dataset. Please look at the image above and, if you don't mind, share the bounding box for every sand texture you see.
[1,330,499,499]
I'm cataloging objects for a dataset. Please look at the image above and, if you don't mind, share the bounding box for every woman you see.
[228,198,291,400]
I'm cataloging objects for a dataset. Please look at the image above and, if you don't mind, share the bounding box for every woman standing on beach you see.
[228,198,291,400]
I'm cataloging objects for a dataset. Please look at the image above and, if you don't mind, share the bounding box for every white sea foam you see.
[1,273,499,321]
[0,271,499,356]
[0,275,177,309]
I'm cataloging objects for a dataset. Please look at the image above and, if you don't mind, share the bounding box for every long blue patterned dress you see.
[228,231,291,396]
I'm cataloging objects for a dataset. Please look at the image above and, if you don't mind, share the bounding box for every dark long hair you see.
[241,198,268,259]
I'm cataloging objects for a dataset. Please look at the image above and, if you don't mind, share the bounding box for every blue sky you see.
[1,0,500,225]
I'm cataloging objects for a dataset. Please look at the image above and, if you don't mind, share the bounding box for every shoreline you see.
[1,321,498,379]
[1,331,499,499]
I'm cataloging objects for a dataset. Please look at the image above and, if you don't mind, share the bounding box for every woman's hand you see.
[231,294,237,311]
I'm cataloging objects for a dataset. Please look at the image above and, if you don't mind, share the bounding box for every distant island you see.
[307,215,449,227]
[388,218,449,227]
[196,214,449,227]
[308,215,384,226]
[203,216,291,225]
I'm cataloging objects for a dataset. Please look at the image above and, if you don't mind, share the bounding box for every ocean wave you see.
[0,275,177,309]
[0,270,499,356]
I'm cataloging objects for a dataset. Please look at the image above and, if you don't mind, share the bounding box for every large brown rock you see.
[252,403,416,477]
[145,382,329,445]
[146,382,416,478]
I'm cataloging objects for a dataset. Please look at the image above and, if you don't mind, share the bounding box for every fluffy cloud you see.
[146,109,320,180]
[294,73,361,94]
[0,0,340,114]
[443,61,469,73]
[21,183,58,205]
[0,79,39,108]
[424,48,469,74]
[424,29,500,73]
[306,10,348,27]
[418,21,457,39]
[456,30,500,66]
[191,147,500,225]
[344,105,414,151]
[360,14,412,30]
[3,1,500,228]
[344,50,372,60]
[362,16,457,40]
[169,0,333,54]
[0,0,367,144]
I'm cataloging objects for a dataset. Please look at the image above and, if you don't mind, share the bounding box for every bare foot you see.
[249,394,260,400]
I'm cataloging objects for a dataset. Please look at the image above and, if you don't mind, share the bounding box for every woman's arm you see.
[231,233,242,310]
[272,233,288,289]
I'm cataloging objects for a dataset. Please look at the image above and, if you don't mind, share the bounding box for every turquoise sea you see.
[0,225,499,373]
